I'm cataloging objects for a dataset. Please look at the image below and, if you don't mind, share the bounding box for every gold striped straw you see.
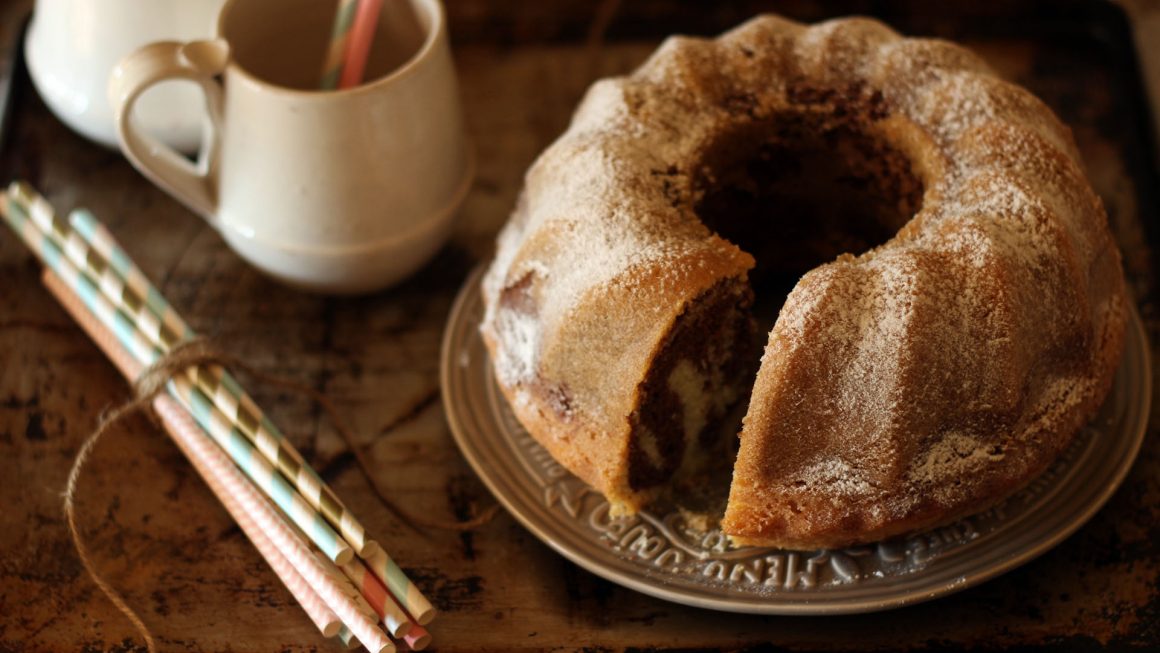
[11,183,380,560]
[321,0,360,89]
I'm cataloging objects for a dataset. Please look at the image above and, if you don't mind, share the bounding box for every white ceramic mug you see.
[25,0,224,149]
[109,0,473,294]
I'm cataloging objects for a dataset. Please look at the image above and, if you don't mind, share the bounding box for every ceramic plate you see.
[440,266,1151,614]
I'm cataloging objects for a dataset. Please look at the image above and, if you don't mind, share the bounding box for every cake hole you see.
[693,104,925,329]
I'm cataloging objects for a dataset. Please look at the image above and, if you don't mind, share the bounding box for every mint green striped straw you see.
[321,0,359,89]
[63,202,378,560]
[1,187,352,565]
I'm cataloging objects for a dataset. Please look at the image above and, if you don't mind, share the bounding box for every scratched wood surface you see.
[1,2,1159,651]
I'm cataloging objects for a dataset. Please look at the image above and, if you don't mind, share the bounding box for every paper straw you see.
[340,558,412,638]
[403,624,432,651]
[42,270,396,653]
[310,548,381,625]
[337,626,360,650]
[338,0,384,88]
[321,0,360,89]
[364,549,436,625]
[65,201,379,561]
[1,193,352,565]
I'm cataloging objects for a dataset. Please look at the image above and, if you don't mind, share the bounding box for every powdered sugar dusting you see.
[796,457,874,496]
[492,304,540,386]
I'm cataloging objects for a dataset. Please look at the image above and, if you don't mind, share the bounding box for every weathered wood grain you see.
[0,4,1158,652]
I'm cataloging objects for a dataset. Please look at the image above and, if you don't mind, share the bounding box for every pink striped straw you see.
[42,270,396,653]
[338,0,384,88]
[403,624,432,651]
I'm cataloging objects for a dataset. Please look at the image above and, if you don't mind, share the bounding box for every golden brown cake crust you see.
[480,15,1128,547]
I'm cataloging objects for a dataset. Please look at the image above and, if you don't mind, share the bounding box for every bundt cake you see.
[479,15,1128,550]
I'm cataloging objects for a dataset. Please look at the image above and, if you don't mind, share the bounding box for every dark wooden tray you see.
[1,1,1157,651]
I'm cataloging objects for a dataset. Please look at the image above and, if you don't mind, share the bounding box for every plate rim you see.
[441,264,1152,615]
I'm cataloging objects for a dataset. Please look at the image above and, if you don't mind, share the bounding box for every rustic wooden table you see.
[1,1,1158,651]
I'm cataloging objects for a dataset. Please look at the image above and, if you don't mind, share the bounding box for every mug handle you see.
[108,40,230,225]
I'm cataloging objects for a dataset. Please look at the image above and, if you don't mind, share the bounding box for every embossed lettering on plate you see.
[509,404,1095,590]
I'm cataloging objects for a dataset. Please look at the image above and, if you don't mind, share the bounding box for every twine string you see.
[65,338,498,651]
[64,401,160,653]
[62,340,219,653]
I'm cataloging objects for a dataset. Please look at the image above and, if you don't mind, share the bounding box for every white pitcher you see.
[24,0,224,149]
